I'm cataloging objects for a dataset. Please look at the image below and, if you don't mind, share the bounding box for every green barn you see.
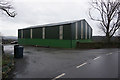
[18,19,92,48]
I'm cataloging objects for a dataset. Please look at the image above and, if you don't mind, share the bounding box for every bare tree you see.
[0,0,16,17]
[89,0,120,42]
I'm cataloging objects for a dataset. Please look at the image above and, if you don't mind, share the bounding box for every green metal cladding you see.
[32,27,42,39]
[18,19,93,48]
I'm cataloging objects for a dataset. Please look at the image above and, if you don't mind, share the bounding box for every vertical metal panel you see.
[89,27,91,39]
[43,27,45,39]
[87,23,89,39]
[23,29,30,39]
[85,22,87,39]
[32,28,42,39]
[71,23,76,40]
[81,20,83,39]
[59,25,63,40]
[30,29,32,39]
[83,20,86,39]
[75,22,78,40]
[91,28,92,39]
[63,24,71,40]
[18,30,21,39]
[21,30,23,39]
[77,21,81,39]
[45,26,59,39]
[22,29,24,38]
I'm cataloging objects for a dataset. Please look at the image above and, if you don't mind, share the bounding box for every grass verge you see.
[2,54,14,79]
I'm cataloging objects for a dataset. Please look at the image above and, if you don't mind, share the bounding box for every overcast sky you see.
[0,0,105,36]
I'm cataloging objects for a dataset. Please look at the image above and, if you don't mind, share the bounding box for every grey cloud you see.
[0,0,103,36]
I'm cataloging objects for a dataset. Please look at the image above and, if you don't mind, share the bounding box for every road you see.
[4,45,119,79]
[59,52,118,78]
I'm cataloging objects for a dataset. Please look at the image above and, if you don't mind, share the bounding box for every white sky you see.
[0,0,105,36]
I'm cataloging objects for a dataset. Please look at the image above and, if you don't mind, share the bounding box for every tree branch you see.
[0,0,16,17]
[89,0,120,42]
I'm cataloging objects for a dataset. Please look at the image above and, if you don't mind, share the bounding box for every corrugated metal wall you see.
[45,26,59,39]
[83,20,86,39]
[87,23,89,39]
[71,20,92,40]
[78,21,81,39]
[18,20,93,48]
[63,24,72,40]
[18,20,92,40]
[32,27,42,39]
[90,27,92,39]
[71,23,76,40]
[23,29,30,39]
[18,30,21,38]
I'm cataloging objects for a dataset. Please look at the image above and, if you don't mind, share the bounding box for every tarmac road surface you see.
[4,45,119,79]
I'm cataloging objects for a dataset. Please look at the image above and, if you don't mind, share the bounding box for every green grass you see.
[2,54,14,78]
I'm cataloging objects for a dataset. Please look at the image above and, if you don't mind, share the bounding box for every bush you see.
[76,42,120,49]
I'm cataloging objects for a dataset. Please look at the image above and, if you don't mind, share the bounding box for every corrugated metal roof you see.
[21,19,85,29]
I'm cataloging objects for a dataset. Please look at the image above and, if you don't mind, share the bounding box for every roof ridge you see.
[20,19,85,29]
